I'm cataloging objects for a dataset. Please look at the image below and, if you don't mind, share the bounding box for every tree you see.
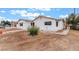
[66,13,76,24]
[75,16,79,24]
[5,21,11,26]
[1,20,11,27]
[66,13,79,29]
[1,20,6,27]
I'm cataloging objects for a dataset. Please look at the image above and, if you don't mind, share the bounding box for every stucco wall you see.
[34,17,64,31]
[17,20,31,30]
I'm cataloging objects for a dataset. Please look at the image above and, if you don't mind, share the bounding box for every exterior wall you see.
[11,22,17,28]
[57,21,64,30]
[17,20,31,30]
[34,17,64,31]
[11,23,16,27]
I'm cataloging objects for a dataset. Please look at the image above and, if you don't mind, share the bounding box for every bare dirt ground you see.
[0,30,79,51]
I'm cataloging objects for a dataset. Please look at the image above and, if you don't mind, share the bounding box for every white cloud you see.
[40,13,45,15]
[10,9,52,19]
[0,16,5,23]
[33,8,51,11]
[0,16,6,22]
[26,16,35,20]
[0,16,5,20]
[0,10,6,13]
[10,10,27,15]
[0,16,12,22]
[25,13,40,17]
[59,14,68,18]
[10,10,40,17]
[54,8,62,11]
[47,15,52,17]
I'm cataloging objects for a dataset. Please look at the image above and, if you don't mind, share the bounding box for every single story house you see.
[17,16,66,31]
[17,19,32,30]
[33,16,65,31]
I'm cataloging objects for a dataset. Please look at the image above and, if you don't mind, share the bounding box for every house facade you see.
[17,19,32,30]
[16,16,65,31]
[33,16,64,31]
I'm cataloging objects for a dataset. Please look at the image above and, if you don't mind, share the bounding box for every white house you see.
[17,16,65,31]
[33,16,64,31]
[17,19,32,30]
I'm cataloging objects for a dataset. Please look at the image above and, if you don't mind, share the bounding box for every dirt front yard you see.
[0,30,79,51]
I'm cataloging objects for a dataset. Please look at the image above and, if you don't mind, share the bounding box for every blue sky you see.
[0,8,79,21]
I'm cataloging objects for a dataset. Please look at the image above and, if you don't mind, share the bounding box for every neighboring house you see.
[11,21,18,27]
[17,19,32,30]
[33,16,64,31]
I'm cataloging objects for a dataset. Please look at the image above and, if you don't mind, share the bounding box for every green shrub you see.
[28,26,39,36]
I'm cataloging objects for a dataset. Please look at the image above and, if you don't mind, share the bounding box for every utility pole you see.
[74,8,75,15]
[73,8,76,20]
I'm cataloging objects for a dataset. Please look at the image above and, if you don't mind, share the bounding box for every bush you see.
[28,26,39,36]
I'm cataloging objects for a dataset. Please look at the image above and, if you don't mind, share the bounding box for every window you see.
[20,23,23,26]
[56,21,58,27]
[31,22,35,27]
[14,24,16,27]
[45,21,52,25]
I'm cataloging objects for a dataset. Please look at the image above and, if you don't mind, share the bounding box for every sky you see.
[0,8,79,21]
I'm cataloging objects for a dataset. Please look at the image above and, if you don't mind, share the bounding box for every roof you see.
[11,21,18,26]
[11,21,18,24]
[18,19,32,22]
[33,15,63,21]
[18,16,64,22]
